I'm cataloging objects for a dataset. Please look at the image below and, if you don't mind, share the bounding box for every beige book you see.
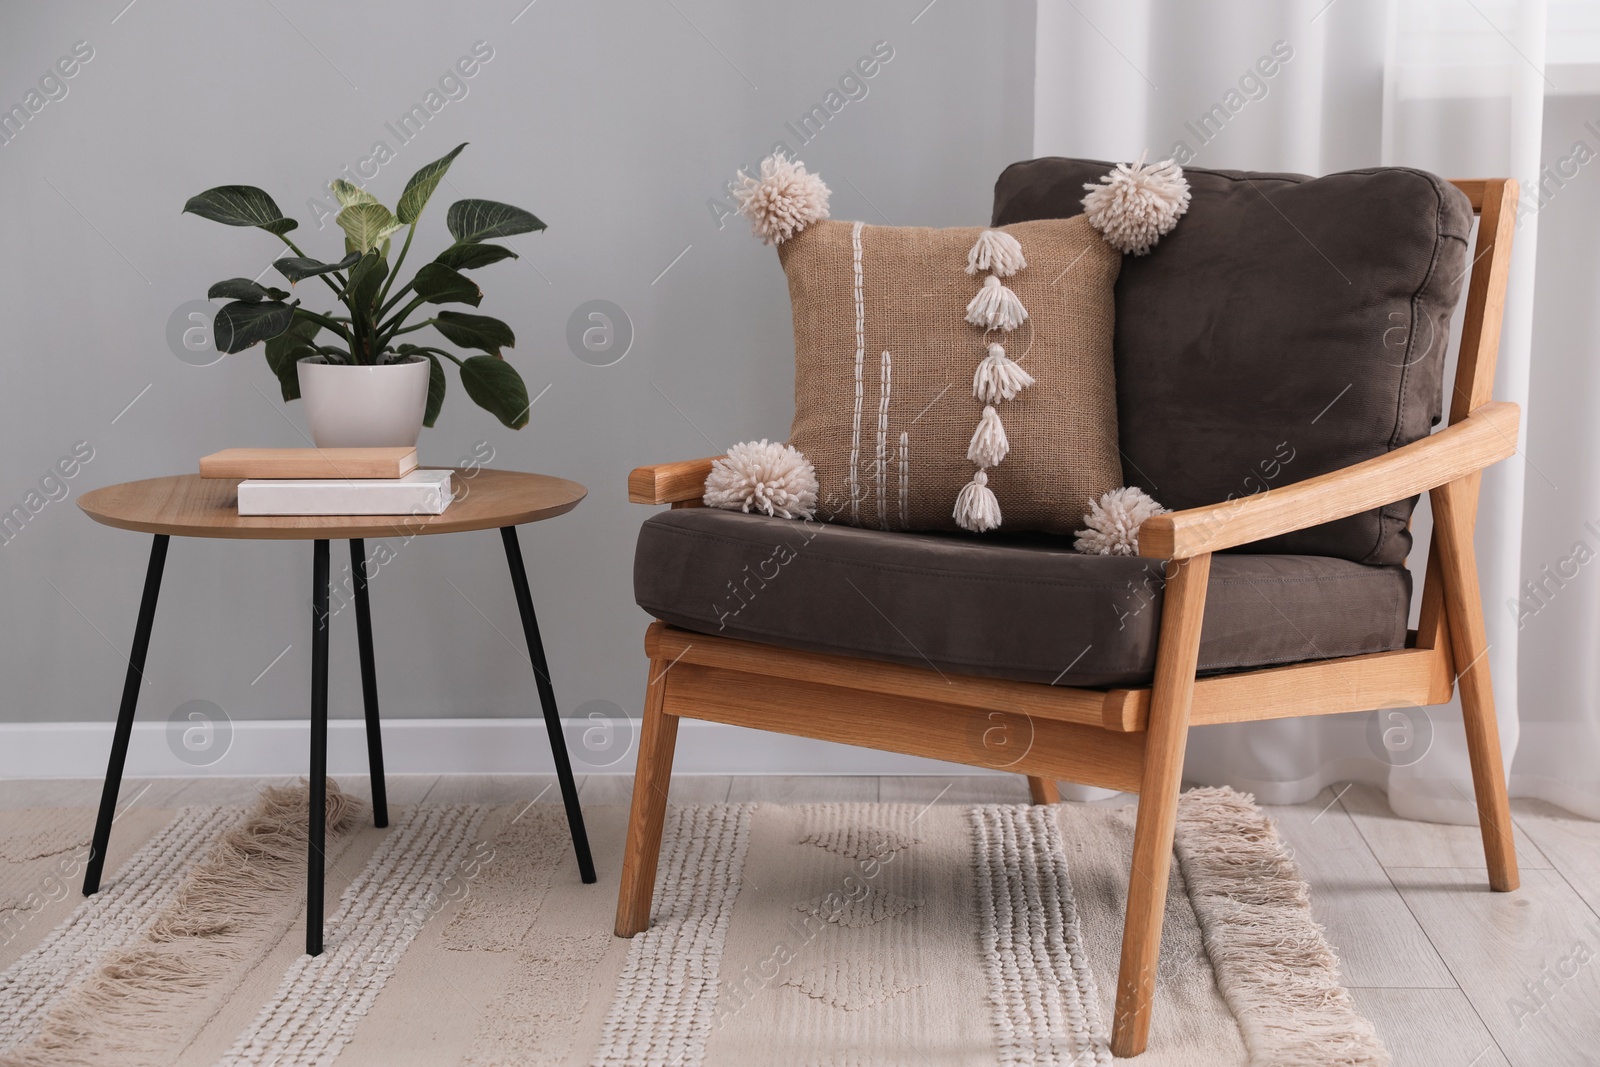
[199,447,419,480]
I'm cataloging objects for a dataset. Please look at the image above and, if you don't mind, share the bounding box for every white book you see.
[237,469,454,516]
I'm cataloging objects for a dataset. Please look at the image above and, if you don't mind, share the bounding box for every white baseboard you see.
[0,720,998,779]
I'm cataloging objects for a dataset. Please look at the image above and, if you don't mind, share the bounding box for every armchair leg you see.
[615,657,680,937]
[1027,776,1060,805]
[1432,478,1519,891]
[1112,554,1211,1059]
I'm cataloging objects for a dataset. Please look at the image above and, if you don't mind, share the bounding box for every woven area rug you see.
[0,784,1388,1066]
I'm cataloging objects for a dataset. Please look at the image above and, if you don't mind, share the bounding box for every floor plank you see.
[0,777,211,810]
[1511,799,1600,918]
[1386,866,1600,1067]
[0,778,110,809]
[725,775,878,804]
[162,776,300,806]
[1349,988,1510,1067]
[1266,789,1457,988]
[581,773,733,806]
[422,774,565,807]
[1340,782,1552,871]
[878,774,1030,805]
[344,773,438,808]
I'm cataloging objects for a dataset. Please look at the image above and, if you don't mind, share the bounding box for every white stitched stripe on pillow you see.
[848,220,866,523]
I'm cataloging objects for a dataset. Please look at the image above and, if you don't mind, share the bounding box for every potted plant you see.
[183,143,538,446]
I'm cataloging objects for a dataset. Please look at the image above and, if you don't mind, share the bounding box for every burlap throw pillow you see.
[777,216,1122,534]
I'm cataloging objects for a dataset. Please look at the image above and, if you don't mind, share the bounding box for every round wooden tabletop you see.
[77,468,586,540]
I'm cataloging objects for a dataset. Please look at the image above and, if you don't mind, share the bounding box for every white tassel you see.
[966,405,1009,467]
[965,229,1027,278]
[953,469,1002,533]
[972,342,1035,403]
[964,274,1028,331]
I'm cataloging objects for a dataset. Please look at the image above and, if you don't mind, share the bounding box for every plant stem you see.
[407,345,464,366]
[294,308,352,343]
[377,222,416,310]
[388,317,438,338]
[377,294,429,348]
[278,237,361,358]
[377,281,416,320]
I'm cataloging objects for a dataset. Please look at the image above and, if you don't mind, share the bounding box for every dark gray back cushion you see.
[992,159,1473,564]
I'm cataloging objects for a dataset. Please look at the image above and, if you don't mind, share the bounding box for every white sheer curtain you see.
[1036,0,1600,820]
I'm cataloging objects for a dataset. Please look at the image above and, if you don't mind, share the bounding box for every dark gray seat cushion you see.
[992,159,1473,565]
[635,508,1411,688]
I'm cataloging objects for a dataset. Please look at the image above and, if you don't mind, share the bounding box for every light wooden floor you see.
[2,774,1594,1066]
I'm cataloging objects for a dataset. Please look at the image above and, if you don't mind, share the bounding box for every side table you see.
[75,468,596,955]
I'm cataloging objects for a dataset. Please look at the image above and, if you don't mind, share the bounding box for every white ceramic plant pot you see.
[297,356,430,449]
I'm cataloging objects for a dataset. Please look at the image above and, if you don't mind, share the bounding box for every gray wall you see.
[0,2,1035,753]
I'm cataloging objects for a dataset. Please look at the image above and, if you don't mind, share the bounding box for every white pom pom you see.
[1074,487,1168,555]
[966,405,1009,467]
[732,153,831,245]
[965,229,1027,278]
[972,342,1035,403]
[703,439,819,519]
[964,274,1028,331]
[954,469,1002,533]
[1081,153,1191,255]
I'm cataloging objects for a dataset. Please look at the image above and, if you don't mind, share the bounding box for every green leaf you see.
[330,179,381,209]
[432,311,515,356]
[345,250,389,312]
[344,235,393,258]
[336,202,403,253]
[214,300,296,354]
[264,317,321,401]
[275,252,361,283]
[434,243,518,271]
[397,142,466,225]
[423,353,446,427]
[182,185,298,234]
[446,199,545,243]
[460,354,530,429]
[207,278,289,302]
[398,344,448,426]
[412,263,481,306]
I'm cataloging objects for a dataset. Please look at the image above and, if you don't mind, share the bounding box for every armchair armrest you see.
[628,456,721,505]
[1138,400,1519,559]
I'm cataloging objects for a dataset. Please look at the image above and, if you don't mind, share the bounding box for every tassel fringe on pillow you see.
[964,274,1028,331]
[703,439,820,519]
[733,153,831,246]
[1081,153,1191,256]
[972,343,1034,403]
[954,469,1002,533]
[1074,486,1168,555]
[965,229,1027,278]
[966,406,1010,468]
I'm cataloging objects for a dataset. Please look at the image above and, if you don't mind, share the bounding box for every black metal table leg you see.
[500,526,596,884]
[350,539,388,828]
[307,539,330,956]
[83,534,170,896]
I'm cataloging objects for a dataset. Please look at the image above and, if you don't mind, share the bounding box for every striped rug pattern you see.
[0,786,1387,1066]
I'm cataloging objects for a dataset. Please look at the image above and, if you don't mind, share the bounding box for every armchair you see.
[614,173,1520,1058]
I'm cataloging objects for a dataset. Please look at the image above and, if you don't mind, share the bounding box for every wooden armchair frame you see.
[614,179,1522,1057]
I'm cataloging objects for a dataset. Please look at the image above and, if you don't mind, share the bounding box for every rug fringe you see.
[1175,786,1392,1067]
[0,780,361,1067]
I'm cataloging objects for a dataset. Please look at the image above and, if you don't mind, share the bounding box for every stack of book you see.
[201,448,454,517]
